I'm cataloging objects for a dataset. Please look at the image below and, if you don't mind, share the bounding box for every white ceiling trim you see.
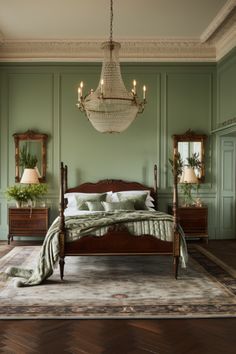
[216,25,236,60]
[200,0,236,42]
[0,39,216,62]
[0,2,235,63]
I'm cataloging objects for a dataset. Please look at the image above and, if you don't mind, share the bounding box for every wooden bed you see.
[58,160,180,280]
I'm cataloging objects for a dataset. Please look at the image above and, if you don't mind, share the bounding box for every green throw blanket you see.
[5,210,188,287]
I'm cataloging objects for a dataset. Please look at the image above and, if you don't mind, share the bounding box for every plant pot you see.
[15,201,22,208]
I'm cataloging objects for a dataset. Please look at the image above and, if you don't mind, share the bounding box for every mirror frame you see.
[13,130,48,183]
[172,129,207,182]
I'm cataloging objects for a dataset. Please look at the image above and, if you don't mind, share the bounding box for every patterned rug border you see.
[0,245,236,319]
[193,244,236,279]
[188,246,236,297]
[0,304,235,320]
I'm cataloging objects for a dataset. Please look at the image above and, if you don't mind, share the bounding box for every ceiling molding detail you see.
[201,0,236,42]
[215,24,236,60]
[0,2,235,63]
[204,2,236,61]
[0,39,216,62]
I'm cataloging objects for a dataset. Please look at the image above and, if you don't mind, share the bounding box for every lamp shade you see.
[179,167,198,184]
[20,168,39,184]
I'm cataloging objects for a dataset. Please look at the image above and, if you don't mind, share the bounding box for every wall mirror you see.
[173,130,207,182]
[13,130,48,182]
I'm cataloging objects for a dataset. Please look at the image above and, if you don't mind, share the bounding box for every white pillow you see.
[111,190,155,208]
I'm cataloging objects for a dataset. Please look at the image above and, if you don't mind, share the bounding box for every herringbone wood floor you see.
[0,240,236,354]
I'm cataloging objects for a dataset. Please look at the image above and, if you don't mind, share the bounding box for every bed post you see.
[64,164,68,192]
[59,161,66,280]
[154,164,158,210]
[173,142,180,279]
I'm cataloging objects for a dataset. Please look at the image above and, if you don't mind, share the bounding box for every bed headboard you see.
[60,162,158,210]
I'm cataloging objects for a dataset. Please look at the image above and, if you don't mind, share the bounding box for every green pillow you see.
[86,201,104,211]
[117,192,148,210]
[75,193,107,210]
[102,201,135,212]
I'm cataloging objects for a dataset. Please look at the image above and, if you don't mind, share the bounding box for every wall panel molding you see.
[0,63,217,240]
[165,70,215,189]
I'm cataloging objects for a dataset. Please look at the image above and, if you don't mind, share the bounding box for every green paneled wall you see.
[0,63,217,240]
[60,69,159,187]
[217,47,236,125]
[215,48,236,239]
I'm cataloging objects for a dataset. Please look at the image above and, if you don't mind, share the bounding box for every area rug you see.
[194,244,236,278]
[0,246,235,319]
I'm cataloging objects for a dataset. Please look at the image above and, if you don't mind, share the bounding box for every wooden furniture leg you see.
[59,257,65,280]
[173,256,179,279]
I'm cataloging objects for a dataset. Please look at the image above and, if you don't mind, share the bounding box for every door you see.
[219,137,236,239]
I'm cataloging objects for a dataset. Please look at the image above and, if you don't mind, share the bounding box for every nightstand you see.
[8,207,49,244]
[168,205,208,242]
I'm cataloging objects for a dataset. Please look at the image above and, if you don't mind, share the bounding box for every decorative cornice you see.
[0,39,216,62]
[211,117,236,134]
[199,0,236,60]
[201,0,236,42]
[0,2,236,63]
[215,24,236,60]
[218,117,236,128]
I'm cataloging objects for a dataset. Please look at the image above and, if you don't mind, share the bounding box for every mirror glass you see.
[178,141,202,178]
[173,130,207,182]
[13,130,48,182]
[19,140,42,178]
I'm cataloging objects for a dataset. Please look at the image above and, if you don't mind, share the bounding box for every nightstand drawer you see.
[168,205,208,241]
[8,207,49,243]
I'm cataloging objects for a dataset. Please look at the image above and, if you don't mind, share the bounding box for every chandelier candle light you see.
[76,0,147,133]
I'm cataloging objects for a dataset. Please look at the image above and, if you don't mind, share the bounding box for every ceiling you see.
[0,0,236,62]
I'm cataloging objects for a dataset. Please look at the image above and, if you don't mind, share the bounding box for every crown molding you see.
[0,39,216,62]
[0,2,236,63]
[203,3,236,61]
[215,25,236,60]
[201,0,236,42]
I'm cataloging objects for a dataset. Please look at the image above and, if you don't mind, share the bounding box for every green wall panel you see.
[60,71,159,187]
[167,73,213,136]
[7,73,54,186]
[166,71,214,188]
[0,63,217,240]
[217,48,236,125]
[215,48,236,239]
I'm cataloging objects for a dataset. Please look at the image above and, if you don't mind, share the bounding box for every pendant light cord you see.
[110,0,113,44]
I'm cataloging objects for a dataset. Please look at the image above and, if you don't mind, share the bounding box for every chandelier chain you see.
[110,0,113,43]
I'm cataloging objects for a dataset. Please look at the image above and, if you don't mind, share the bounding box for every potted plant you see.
[6,184,48,207]
[27,184,48,206]
[6,185,31,208]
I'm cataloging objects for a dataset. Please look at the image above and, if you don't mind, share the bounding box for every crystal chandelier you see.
[76,0,147,133]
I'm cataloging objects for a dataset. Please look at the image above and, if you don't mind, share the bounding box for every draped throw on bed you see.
[5,210,187,287]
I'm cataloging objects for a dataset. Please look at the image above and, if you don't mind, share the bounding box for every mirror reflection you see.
[173,130,207,182]
[178,141,202,178]
[19,141,42,177]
